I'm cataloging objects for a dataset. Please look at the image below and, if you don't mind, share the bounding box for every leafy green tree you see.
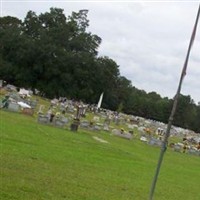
[0,9,199,133]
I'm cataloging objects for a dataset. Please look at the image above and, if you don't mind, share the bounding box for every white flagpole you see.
[97,92,104,109]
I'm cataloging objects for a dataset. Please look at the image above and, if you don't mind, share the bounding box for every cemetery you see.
[0,3,200,199]
[1,84,199,157]
[1,83,200,200]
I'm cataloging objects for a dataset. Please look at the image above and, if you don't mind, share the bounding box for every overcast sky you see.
[1,1,200,103]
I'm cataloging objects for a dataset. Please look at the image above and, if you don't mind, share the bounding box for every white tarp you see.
[17,101,31,108]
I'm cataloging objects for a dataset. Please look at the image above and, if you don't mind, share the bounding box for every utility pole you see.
[149,4,200,200]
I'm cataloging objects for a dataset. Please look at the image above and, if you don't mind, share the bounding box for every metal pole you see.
[149,4,200,200]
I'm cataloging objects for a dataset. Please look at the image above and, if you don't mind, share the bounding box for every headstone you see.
[38,105,45,114]
[140,136,148,142]
[173,144,182,152]
[67,106,75,113]
[114,116,120,125]
[22,108,34,116]
[128,124,138,129]
[80,120,90,128]
[61,117,68,124]
[93,125,101,131]
[30,100,37,109]
[38,114,49,124]
[187,149,200,156]
[93,116,100,122]
[8,102,20,112]
[104,117,111,126]
[103,124,110,131]
[70,118,80,132]
[111,129,132,140]
[54,118,65,128]
[0,80,3,87]
[0,99,4,108]
[148,138,162,147]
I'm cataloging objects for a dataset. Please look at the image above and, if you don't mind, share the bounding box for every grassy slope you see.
[0,110,199,200]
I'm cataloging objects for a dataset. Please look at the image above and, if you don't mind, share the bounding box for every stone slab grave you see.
[103,124,110,131]
[67,106,75,113]
[37,105,45,114]
[187,148,200,156]
[140,136,148,142]
[8,102,20,112]
[0,100,4,108]
[38,114,49,124]
[127,124,138,129]
[29,100,38,109]
[111,129,132,140]
[148,137,162,147]
[173,144,182,152]
[54,119,65,128]
[92,124,102,131]
[54,117,69,128]
[80,120,90,128]
[22,108,34,116]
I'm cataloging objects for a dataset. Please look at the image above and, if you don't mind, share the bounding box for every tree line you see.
[0,8,199,132]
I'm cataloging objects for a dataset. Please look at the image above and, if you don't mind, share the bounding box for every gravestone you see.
[173,144,182,152]
[70,118,80,132]
[111,129,132,140]
[67,106,75,113]
[104,117,111,126]
[54,118,65,128]
[0,100,4,108]
[187,149,200,156]
[8,102,20,112]
[115,117,120,125]
[140,136,148,142]
[30,100,37,109]
[93,116,100,122]
[0,80,3,87]
[38,114,49,124]
[38,105,45,114]
[128,124,138,129]
[93,125,101,131]
[22,108,34,116]
[80,120,90,128]
[61,117,68,124]
[103,124,110,131]
[148,138,162,147]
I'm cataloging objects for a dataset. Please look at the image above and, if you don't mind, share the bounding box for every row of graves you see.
[37,98,139,139]
[36,97,200,157]
[1,85,199,158]
[1,83,198,158]
[0,87,38,116]
[172,134,200,156]
[137,119,200,157]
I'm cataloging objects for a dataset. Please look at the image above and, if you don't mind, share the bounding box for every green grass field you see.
[0,109,199,200]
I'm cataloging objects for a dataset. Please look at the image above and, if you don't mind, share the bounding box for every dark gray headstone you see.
[80,121,90,128]
[54,118,65,128]
[38,115,49,124]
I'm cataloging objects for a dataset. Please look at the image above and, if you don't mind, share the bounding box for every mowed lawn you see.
[0,110,199,200]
